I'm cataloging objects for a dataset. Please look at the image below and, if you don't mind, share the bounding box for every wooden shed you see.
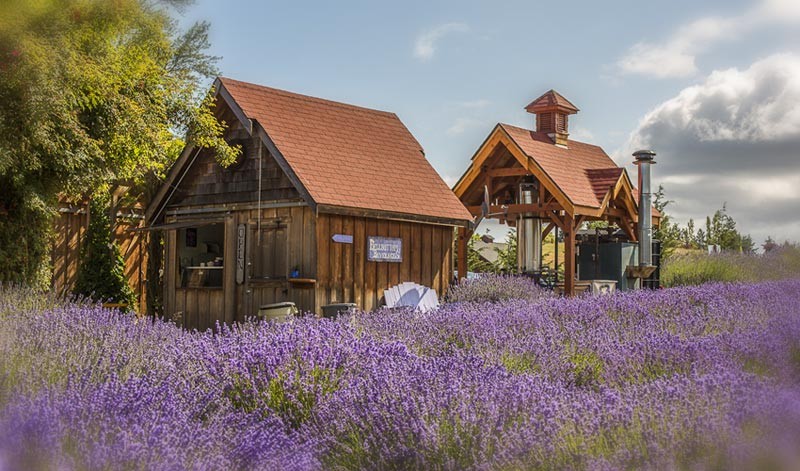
[146,78,472,329]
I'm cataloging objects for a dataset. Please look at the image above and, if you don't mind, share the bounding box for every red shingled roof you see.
[525,90,579,114]
[499,123,623,208]
[219,77,472,223]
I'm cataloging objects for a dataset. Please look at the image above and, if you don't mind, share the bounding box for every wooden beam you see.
[453,130,503,197]
[605,206,628,219]
[542,222,555,239]
[563,215,576,297]
[487,167,529,178]
[546,212,566,232]
[457,227,469,280]
[619,215,637,242]
[453,126,576,216]
[317,204,469,228]
[465,203,564,217]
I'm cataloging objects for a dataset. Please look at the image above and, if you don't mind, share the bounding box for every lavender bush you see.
[2,280,800,469]
[445,274,551,303]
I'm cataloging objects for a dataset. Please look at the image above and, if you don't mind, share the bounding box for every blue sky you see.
[179,0,800,244]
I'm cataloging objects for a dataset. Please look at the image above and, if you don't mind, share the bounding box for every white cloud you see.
[446,117,483,136]
[621,53,800,243]
[413,23,469,61]
[568,126,595,142]
[617,1,800,79]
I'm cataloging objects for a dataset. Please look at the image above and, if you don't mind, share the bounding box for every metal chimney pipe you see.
[633,150,656,267]
[517,178,542,274]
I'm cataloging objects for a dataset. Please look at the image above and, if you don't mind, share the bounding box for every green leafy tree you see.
[652,185,681,258]
[74,195,136,307]
[681,219,697,249]
[705,204,754,253]
[0,0,237,288]
[493,230,518,273]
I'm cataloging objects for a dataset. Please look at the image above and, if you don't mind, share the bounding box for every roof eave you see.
[316,203,471,228]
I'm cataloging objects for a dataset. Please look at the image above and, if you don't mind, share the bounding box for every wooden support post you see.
[564,215,576,297]
[457,227,468,281]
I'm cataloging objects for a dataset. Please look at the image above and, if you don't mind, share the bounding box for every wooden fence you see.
[51,202,149,313]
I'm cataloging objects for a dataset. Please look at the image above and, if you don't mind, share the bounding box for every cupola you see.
[525,90,579,147]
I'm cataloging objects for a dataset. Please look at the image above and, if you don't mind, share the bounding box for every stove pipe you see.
[517,178,542,274]
[633,150,656,267]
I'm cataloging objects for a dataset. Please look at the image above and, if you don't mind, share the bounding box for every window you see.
[177,223,224,288]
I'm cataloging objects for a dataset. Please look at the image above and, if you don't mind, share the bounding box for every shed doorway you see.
[171,220,227,330]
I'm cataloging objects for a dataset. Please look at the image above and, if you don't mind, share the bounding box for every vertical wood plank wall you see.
[235,205,316,322]
[316,213,455,312]
[164,208,456,328]
[164,205,316,330]
[51,206,148,313]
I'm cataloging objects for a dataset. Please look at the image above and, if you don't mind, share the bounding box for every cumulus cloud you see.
[620,53,800,243]
[413,23,468,61]
[617,0,800,79]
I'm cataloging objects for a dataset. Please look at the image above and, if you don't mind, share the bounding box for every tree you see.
[493,230,518,273]
[705,204,754,253]
[763,236,778,253]
[681,219,697,248]
[0,0,237,288]
[74,194,136,307]
[652,185,681,258]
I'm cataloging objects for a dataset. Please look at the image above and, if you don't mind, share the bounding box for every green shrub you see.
[662,245,800,287]
[73,196,136,308]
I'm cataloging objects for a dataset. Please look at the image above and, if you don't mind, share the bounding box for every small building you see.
[472,234,508,268]
[146,78,472,329]
[453,90,660,295]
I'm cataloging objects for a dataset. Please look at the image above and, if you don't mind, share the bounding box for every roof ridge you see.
[219,77,398,118]
[498,122,603,149]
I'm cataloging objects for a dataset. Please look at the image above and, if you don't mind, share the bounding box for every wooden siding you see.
[51,205,148,313]
[167,131,301,208]
[164,205,316,330]
[316,213,454,312]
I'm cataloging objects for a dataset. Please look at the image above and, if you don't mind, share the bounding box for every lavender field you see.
[2,279,800,470]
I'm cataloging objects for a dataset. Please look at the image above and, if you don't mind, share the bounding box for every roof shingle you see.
[500,123,624,208]
[219,77,472,223]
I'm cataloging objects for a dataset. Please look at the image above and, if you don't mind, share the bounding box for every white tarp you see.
[383,282,439,313]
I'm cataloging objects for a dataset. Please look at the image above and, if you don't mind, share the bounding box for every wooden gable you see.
[149,90,305,219]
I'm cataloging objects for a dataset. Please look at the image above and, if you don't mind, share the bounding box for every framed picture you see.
[185,228,197,248]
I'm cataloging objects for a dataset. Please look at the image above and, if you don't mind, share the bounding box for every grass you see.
[662,245,800,287]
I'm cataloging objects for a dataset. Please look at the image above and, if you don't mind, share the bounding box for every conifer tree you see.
[74,195,136,308]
